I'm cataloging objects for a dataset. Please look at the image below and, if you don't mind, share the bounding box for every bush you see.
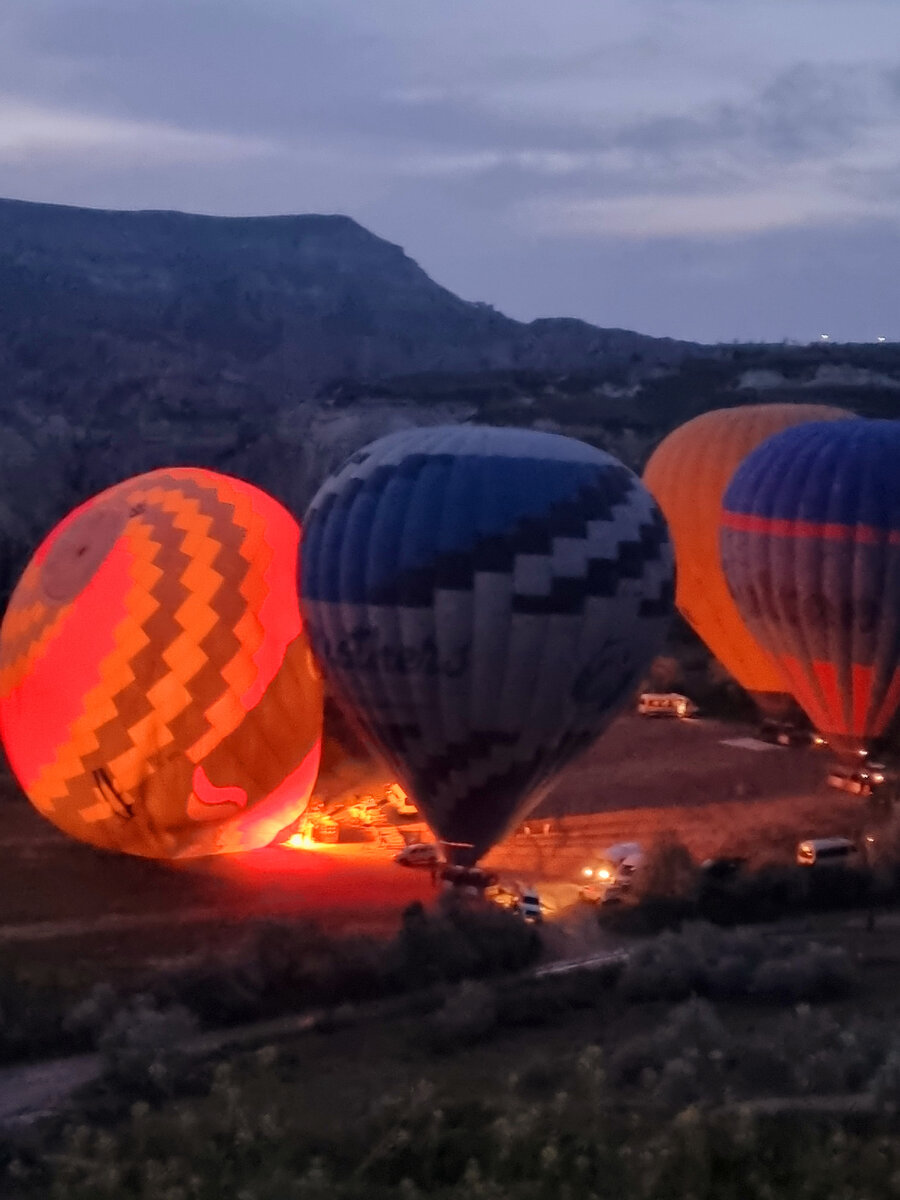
[96,994,199,1099]
[129,904,540,1041]
[618,930,701,1001]
[609,998,732,1107]
[600,893,698,934]
[493,966,613,1030]
[0,966,90,1064]
[779,1005,883,1095]
[149,952,265,1025]
[427,981,498,1052]
[64,983,121,1039]
[631,833,697,903]
[750,943,855,1003]
[18,1002,900,1198]
[616,922,855,1006]
[869,1043,900,1107]
[698,864,806,925]
[150,919,394,1024]
[390,901,540,987]
[804,865,873,911]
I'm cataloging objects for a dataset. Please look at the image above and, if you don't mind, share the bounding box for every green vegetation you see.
[9,928,900,1198]
[0,902,540,1067]
[596,830,891,935]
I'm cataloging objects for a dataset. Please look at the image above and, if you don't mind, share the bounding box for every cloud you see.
[520,179,893,240]
[0,0,898,340]
[0,96,277,165]
[384,61,900,239]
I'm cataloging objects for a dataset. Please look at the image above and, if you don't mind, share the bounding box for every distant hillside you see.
[0,197,690,398]
[0,196,898,606]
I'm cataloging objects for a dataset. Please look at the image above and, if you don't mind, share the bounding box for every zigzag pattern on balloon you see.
[0,467,322,859]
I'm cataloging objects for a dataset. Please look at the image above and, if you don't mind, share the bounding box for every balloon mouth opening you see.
[41,502,130,603]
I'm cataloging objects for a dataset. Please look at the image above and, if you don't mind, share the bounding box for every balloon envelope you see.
[0,468,323,857]
[300,425,673,864]
[720,418,900,755]
[643,403,851,712]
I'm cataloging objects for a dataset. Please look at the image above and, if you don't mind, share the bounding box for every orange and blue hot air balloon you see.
[643,403,851,716]
[0,468,323,858]
[720,417,900,757]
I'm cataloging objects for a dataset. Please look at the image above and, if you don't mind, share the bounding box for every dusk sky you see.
[1,0,898,344]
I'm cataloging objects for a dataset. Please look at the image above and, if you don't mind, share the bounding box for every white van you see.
[636,693,698,719]
[796,837,860,868]
[602,853,645,903]
[580,842,644,903]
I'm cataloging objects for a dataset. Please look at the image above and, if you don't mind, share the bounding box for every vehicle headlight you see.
[873,774,885,784]
[598,868,611,880]
[582,867,593,877]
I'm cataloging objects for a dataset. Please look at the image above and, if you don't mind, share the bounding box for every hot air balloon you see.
[719,417,900,758]
[300,425,673,865]
[0,468,323,858]
[643,403,851,715]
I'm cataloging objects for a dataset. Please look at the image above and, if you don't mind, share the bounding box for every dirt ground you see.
[0,711,880,977]
[537,713,833,816]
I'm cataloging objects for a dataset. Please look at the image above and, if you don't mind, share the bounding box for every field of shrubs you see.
[8,913,900,1198]
[8,832,900,1196]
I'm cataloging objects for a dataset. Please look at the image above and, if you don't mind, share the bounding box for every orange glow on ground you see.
[182,842,437,924]
[284,832,317,849]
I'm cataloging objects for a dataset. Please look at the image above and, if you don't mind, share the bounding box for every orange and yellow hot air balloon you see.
[643,403,851,714]
[0,468,323,858]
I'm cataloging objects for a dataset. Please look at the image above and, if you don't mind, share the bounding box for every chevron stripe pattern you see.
[302,425,673,864]
[0,468,323,858]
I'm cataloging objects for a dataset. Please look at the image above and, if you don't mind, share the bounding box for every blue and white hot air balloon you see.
[300,425,674,864]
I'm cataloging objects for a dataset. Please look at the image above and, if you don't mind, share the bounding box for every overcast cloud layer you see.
[0,0,898,343]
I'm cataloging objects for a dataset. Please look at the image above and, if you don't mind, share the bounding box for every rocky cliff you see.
[0,197,898,605]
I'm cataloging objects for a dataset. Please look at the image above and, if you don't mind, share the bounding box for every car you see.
[699,855,747,881]
[826,762,889,796]
[600,853,645,904]
[486,880,543,922]
[636,692,698,719]
[393,841,443,869]
[517,887,543,924]
[579,841,642,903]
[796,837,860,868]
[757,719,827,749]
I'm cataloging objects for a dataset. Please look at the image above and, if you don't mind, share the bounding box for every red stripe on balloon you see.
[223,736,322,848]
[812,659,846,732]
[851,664,874,736]
[872,667,900,735]
[239,483,302,711]
[721,511,900,544]
[777,655,830,733]
[190,764,248,810]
